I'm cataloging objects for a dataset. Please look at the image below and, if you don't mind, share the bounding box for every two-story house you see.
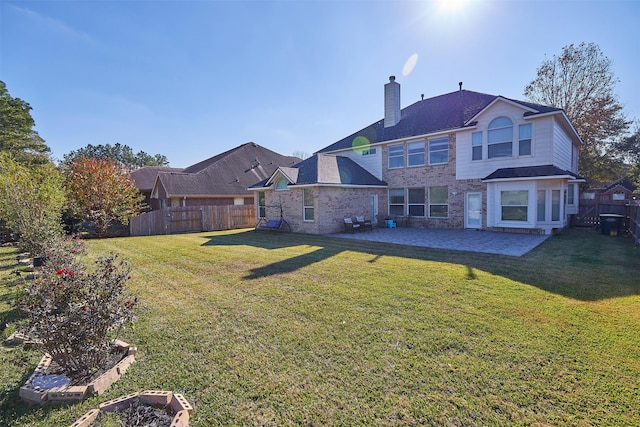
[250,77,584,235]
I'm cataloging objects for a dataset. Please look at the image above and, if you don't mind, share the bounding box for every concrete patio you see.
[329,227,550,257]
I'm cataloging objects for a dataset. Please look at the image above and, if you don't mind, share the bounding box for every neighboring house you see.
[130,166,184,211]
[146,142,299,209]
[582,178,638,202]
[251,77,584,235]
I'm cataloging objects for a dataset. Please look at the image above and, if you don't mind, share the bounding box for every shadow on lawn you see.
[202,229,640,302]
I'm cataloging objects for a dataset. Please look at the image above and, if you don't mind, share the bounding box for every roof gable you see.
[318,90,572,154]
[251,154,387,189]
[130,166,183,191]
[153,142,301,197]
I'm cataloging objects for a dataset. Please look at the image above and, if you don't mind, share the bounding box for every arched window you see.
[275,177,289,190]
[488,117,513,158]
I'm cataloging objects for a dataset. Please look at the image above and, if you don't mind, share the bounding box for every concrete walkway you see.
[329,227,550,257]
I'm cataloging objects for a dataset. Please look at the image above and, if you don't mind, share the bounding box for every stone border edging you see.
[70,390,193,427]
[19,340,136,405]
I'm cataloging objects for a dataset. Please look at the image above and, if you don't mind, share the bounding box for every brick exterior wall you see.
[261,187,386,234]
[256,133,494,234]
[381,133,488,230]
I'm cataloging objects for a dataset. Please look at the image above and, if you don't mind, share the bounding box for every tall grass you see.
[1,229,638,426]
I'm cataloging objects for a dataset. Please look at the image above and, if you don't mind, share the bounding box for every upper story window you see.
[519,123,532,156]
[488,117,513,158]
[275,177,289,190]
[612,192,625,201]
[361,147,377,156]
[407,141,425,166]
[388,145,404,169]
[429,137,448,164]
[583,192,595,200]
[472,131,482,161]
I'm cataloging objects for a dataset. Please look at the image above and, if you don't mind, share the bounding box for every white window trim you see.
[428,186,449,218]
[303,188,314,222]
[407,187,426,217]
[388,144,404,169]
[407,141,425,167]
[428,137,449,165]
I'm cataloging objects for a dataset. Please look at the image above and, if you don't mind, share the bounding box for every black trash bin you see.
[599,214,624,236]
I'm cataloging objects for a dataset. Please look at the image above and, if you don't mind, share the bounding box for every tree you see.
[0,81,50,164]
[0,152,66,255]
[524,42,631,183]
[63,157,144,237]
[292,150,310,160]
[616,124,640,187]
[63,143,169,169]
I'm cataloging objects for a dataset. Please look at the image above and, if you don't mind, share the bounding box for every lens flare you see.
[402,53,418,77]
[351,136,370,154]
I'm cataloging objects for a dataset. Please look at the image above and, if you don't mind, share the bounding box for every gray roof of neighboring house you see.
[250,154,387,188]
[130,166,184,191]
[482,165,584,181]
[154,142,301,197]
[318,90,563,154]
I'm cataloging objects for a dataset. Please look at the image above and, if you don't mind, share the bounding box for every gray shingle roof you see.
[482,165,583,181]
[130,166,183,191]
[318,90,563,154]
[250,154,387,188]
[155,142,300,197]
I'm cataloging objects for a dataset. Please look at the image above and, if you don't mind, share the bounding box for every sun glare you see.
[437,0,468,13]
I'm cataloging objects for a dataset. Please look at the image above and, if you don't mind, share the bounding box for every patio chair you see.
[355,216,373,231]
[344,217,361,233]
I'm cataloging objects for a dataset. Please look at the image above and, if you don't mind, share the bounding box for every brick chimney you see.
[384,76,401,128]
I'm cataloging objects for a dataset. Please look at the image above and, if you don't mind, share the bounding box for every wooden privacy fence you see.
[628,204,640,246]
[576,199,640,246]
[129,205,256,236]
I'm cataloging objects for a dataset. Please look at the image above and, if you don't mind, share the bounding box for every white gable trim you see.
[265,168,296,186]
[466,97,538,125]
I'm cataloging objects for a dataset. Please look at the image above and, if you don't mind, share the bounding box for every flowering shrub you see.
[16,236,137,381]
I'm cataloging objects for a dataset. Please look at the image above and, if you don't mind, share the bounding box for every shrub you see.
[16,236,137,381]
[0,152,66,256]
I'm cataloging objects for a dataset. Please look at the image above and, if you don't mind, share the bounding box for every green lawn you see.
[1,228,639,426]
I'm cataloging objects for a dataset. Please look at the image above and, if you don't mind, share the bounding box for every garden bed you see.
[70,390,193,427]
[19,340,136,405]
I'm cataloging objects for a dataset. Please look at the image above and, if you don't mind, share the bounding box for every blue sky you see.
[1,0,639,168]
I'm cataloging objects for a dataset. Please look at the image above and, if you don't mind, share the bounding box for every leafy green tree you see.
[63,143,169,169]
[524,43,631,183]
[0,81,50,165]
[63,157,143,237]
[0,152,65,255]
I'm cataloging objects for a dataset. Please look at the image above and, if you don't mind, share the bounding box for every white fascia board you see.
[265,168,293,186]
[288,183,387,189]
[321,128,469,155]
[466,96,537,124]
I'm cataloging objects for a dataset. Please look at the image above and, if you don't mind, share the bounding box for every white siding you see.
[456,102,557,180]
[334,148,383,180]
[551,118,574,171]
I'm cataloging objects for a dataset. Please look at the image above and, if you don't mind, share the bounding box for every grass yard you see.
[1,228,639,426]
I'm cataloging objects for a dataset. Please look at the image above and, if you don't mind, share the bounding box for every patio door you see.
[465,192,482,229]
[370,195,378,225]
